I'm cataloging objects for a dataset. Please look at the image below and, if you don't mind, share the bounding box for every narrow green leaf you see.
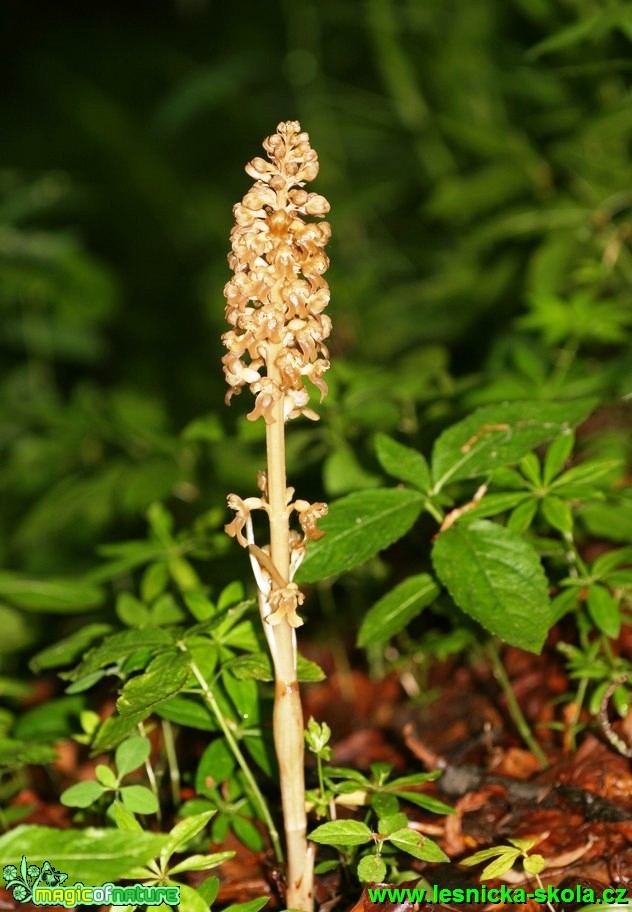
[161,810,216,862]
[375,434,431,491]
[552,459,622,490]
[543,432,574,484]
[480,850,521,880]
[432,520,552,653]
[358,574,439,646]
[195,876,220,907]
[113,801,143,833]
[541,495,573,534]
[507,498,538,534]
[223,898,269,912]
[430,399,595,491]
[168,851,234,875]
[309,820,372,847]
[296,489,424,583]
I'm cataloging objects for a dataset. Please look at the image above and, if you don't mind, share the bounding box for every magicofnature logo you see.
[3,856,180,907]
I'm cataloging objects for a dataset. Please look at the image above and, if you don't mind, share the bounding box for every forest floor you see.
[4,628,632,912]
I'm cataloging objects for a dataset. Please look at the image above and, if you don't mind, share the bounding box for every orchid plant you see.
[221,120,332,912]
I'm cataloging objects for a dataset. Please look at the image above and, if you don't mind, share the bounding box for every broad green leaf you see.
[60,780,107,808]
[587,585,621,638]
[115,735,151,777]
[430,399,595,491]
[296,489,424,583]
[120,785,159,815]
[432,520,552,653]
[309,820,372,847]
[387,828,449,863]
[358,574,439,646]
[154,696,216,731]
[161,810,216,862]
[184,591,217,622]
[324,445,381,495]
[96,764,118,788]
[0,574,104,613]
[69,628,174,680]
[377,812,408,835]
[92,711,151,752]
[0,825,169,884]
[169,851,234,875]
[29,624,113,673]
[523,854,546,875]
[117,650,190,716]
[375,434,431,491]
[195,740,235,794]
[357,854,387,883]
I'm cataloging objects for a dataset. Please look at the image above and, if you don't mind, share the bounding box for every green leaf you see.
[296,489,425,583]
[115,735,151,777]
[60,780,107,808]
[92,712,151,752]
[432,520,552,653]
[0,739,58,769]
[195,740,235,794]
[541,495,573,534]
[387,828,449,863]
[161,810,216,862]
[309,820,372,847]
[185,591,217,622]
[543,432,574,484]
[357,854,387,883]
[552,459,622,491]
[479,850,521,880]
[392,791,453,815]
[468,492,531,519]
[195,875,220,907]
[223,899,269,912]
[523,854,546,875]
[116,593,151,628]
[592,546,632,578]
[580,500,632,543]
[177,883,215,912]
[375,434,431,491]
[141,562,170,603]
[232,815,264,851]
[96,764,118,788]
[0,574,104,613]
[507,498,538,534]
[430,399,595,491]
[324,446,381,495]
[460,845,517,866]
[69,628,174,680]
[113,801,143,833]
[358,574,439,646]
[120,785,159,815]
[154,696,215,731]
[169,851,234,875]
[586,585,621,638]
[377,812,408,835]
[29,624,113,673]
[117,651,190,716]
[0,825,169,884]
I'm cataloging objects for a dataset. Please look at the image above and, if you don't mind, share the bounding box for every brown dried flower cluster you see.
[221,120,331,423]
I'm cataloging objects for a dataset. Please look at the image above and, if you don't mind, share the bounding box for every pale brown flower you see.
[222,120,331,425]
[266,582,305,628]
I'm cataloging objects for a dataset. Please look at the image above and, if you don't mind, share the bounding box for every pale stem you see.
[265,343,314,912]
[161,719,180,807]
[186,651,283,863]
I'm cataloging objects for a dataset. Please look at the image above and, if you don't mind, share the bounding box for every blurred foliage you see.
[0,0,630,640]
